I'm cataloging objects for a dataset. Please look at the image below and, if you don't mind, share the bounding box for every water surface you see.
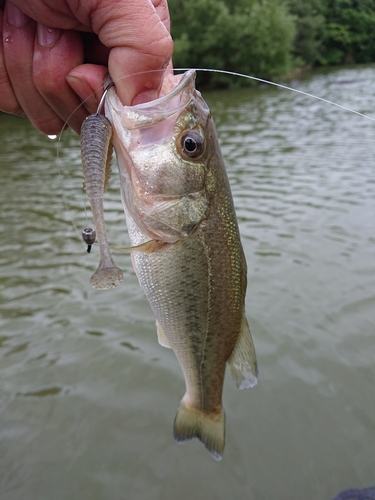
[0,65,374,500]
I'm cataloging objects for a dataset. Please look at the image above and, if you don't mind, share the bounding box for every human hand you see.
[0,0,173,134]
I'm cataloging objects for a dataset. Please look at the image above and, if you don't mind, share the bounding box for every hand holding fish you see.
[0,0,173,134]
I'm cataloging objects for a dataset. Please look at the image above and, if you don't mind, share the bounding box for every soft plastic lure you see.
[80,82,123,290]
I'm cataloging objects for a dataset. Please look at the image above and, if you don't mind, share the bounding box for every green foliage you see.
[169,0,296,87]
[320,0,375,65]
[168,0,375,87]
[288,0,325,65]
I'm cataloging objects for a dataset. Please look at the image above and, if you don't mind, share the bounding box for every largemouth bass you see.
[104,70,258,460]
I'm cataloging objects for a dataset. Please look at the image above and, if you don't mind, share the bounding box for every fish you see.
[104,70,258,460]
[80,110,123,289]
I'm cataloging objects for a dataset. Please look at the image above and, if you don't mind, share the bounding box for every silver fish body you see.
[105,70,258,460]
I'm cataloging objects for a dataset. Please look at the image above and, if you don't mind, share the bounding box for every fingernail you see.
[66,74,99,112]
[37,23,62,47]
[6,3,30,27]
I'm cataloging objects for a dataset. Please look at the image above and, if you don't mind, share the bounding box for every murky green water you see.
[1,65,374,500]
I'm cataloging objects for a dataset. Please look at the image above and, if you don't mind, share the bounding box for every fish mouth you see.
[105,70,197,130]
[104,68,209,243]
[133,70,196,110]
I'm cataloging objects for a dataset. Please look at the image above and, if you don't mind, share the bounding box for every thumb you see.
[92,0,173,105]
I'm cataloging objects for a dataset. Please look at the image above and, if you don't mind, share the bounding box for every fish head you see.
[105,70,214,243]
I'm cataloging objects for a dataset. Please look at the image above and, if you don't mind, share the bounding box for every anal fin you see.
[228,313,258,389]
[156,320,171,349]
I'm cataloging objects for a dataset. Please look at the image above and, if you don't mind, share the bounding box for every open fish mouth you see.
[105,70,197,129]
[104,70,210,244]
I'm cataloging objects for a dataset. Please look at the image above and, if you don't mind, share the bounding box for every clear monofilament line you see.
[57,67,375,133]
[175,68,375,123]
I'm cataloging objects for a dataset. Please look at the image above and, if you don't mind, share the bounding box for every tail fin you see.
[173,401,225,461]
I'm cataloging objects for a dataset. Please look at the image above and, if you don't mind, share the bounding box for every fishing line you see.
[54,66,375,246]
[55,125,89,250]
[56,67,375,131]
[176,68,375,123]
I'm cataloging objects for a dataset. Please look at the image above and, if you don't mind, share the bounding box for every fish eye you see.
[179,131,205,159]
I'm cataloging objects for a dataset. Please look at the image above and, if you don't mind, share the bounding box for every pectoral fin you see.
[228,313,258,389]
[156,320,171,348]
[112,240,166,253]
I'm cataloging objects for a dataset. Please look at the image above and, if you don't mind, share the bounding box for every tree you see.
[320,0,375,65]
[169,0,296,87]
[288,0,326,66]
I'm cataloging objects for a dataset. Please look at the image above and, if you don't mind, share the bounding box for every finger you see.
[0,9,22,114]
[33,25,87,134]
[91,0,173,105]
[152,0,171,32]
[4,0,88,31]
[153,0,174,78]
[153,0,174,79]
[3,3,65,134]
[66,63,109,115]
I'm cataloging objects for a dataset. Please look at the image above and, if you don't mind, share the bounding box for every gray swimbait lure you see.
[80,83,123,290]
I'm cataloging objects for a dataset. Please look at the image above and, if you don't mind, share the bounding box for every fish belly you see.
[126,199,244,406]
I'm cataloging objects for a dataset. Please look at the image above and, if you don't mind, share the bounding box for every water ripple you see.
[1,66,375,499]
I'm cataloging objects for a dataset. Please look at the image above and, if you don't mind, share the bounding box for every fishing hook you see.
[96,79,115,116]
